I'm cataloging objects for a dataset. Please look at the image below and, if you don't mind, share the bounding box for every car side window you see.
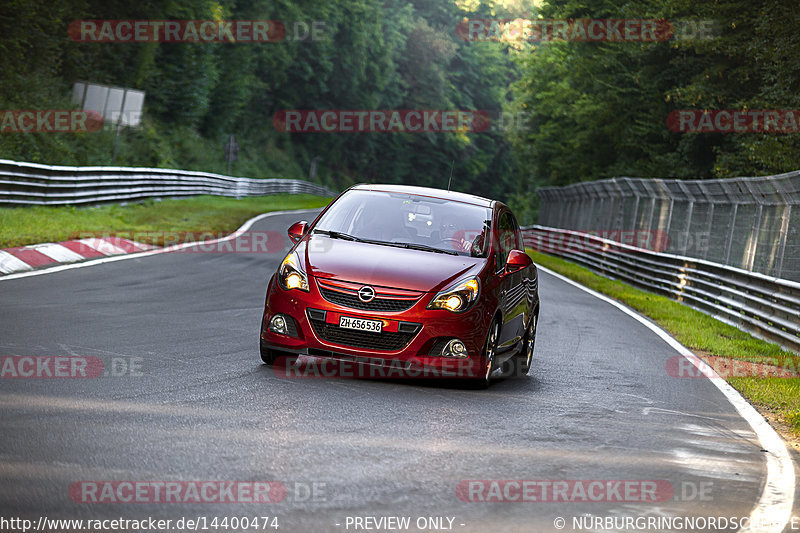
[511,213,523,250]
[496,211,516,271]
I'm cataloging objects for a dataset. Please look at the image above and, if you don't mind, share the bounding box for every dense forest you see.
[511,0,800,190]
[1,0,798,222]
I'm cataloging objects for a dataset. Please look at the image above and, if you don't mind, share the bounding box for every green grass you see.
[528,249,800,438]
[0,194,331,248]
[729,378,800,434]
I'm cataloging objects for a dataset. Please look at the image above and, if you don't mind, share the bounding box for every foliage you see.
[510,0,800,188]
[0,0,530,206]
[2,0,798,213]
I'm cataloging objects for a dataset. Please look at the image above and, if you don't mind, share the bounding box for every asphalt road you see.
[0,209,795,532]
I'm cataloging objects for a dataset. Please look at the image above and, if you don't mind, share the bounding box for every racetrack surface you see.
[0,209,795,532]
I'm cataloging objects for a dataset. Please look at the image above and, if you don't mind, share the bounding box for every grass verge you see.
[0,195,331,248]
[528,249,800,439]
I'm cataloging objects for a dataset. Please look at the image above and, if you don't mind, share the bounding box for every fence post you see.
[772,176,794,278]
[630,186,640,231]
[576,184,589,230]
[776,205,792,278]
[742,180,763,272]
[675,181,695,255]
[556,189,567,228]
[640,179,657,234]
[699,182,714,260]
[610,179,624,229]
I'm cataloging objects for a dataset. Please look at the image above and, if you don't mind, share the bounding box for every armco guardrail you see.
[0,159,335,206]
[523,225,800,354]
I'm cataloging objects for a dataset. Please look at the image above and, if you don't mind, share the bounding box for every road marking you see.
[0,209,321,282]
[538,265,795,533]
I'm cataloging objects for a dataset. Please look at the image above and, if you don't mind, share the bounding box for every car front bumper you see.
[260,275,493,378]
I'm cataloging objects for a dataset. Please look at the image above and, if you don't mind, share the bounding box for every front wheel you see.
[260,339,279,365]
[468,319,500,389]
[513,314,537,377]
[259,338,294,366]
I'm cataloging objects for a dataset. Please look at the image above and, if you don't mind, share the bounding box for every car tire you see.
[259,337,296,366]
[513,313,537,377]
[259,313,295,366]
[469,319,500,389]
[260,339,279,365]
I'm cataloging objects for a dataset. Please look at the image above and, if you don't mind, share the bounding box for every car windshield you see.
[314,190,492,257]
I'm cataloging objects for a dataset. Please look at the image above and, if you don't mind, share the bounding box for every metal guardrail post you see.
[640,179,658,234]
[675,181,695,255]
[742,179,764,273]
[772,177,793,278]
[556,189,567,228]
[575,186,587,230]
[652,179,667,235]
[720,180,739,266]
[629,181,641,232]
[581,183,596,230]
[664,196,674,244]
[610,179,625,229]
[698,182,714,260]
[776,205,792,278]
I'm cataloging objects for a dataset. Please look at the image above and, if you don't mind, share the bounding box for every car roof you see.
[349,184,495,208]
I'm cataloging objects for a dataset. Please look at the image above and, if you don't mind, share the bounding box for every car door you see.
[514,216,537,328]
[495,211,525,351]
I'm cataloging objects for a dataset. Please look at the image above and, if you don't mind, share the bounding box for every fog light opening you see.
[269,314,288,335]
[443,338,468,358]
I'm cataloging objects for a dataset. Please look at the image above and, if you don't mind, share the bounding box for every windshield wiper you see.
[390,242,458,255]
[313,229,363,242]
[313,231,458,255]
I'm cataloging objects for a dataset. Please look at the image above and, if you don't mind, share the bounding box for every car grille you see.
[319,287,418,312]
[308,317,417,351]
[316,278,423,312]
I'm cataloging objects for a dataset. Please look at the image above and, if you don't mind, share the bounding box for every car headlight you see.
[278,252,309,292]
[428,276,480,313]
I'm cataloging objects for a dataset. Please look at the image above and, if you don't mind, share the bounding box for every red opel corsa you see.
[259,184,539,387]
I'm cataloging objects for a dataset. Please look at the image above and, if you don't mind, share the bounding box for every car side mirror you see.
[287,221,308,244]
[505,249,532,273]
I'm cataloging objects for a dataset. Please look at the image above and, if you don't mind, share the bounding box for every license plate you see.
[339,316,382,333]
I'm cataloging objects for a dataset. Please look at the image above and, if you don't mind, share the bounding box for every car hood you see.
[301,236,483,292]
